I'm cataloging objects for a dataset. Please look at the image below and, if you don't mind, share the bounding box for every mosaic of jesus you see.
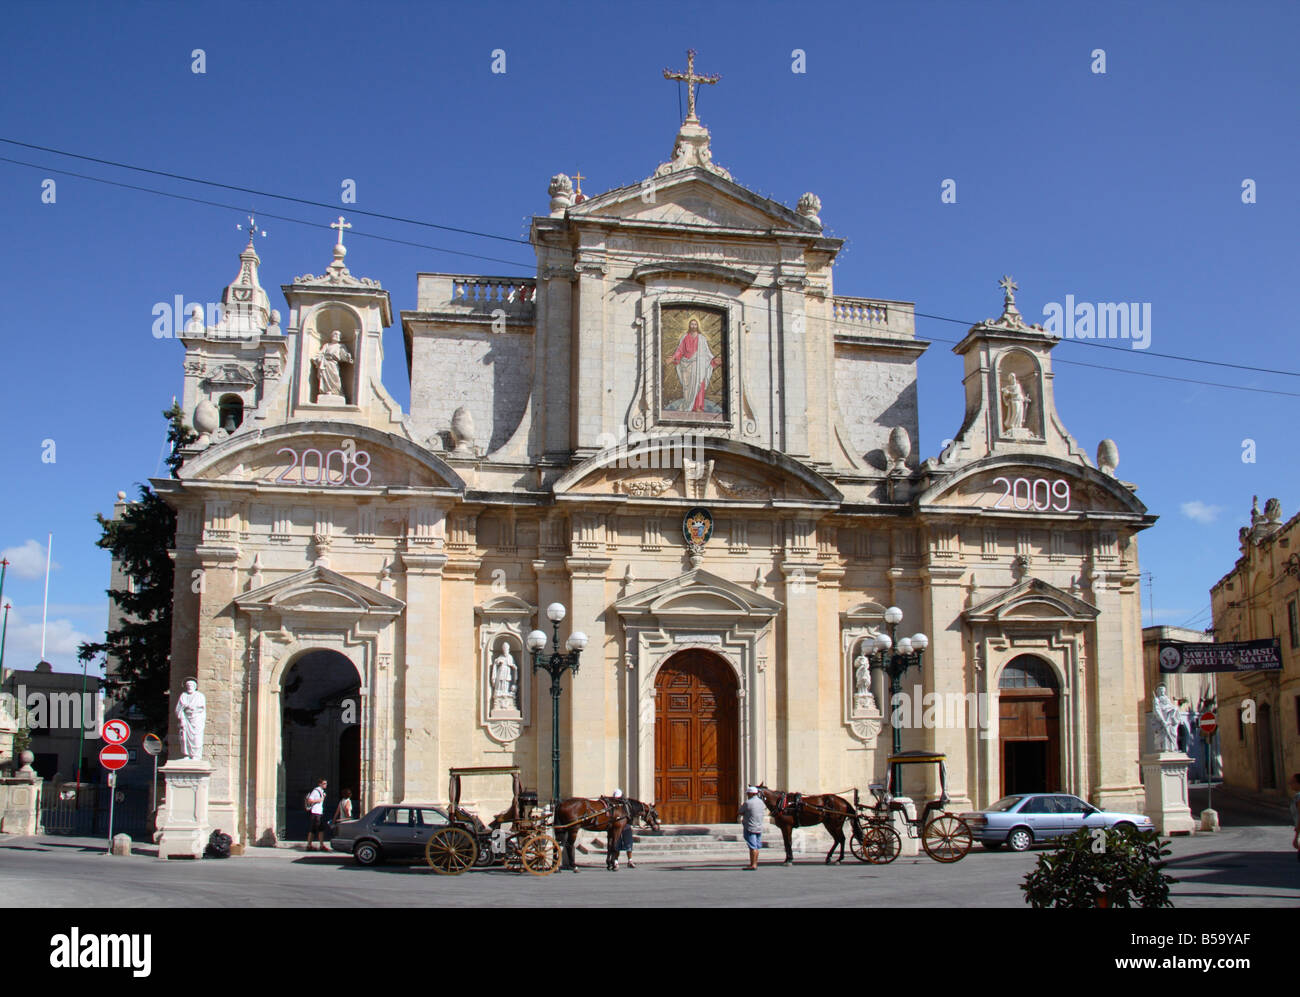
[661,307,726,419]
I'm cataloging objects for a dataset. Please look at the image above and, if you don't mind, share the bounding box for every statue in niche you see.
[490,642,520,713]
[1000,372,1032,435]
[312,329,352,403]
[852,641,876,714]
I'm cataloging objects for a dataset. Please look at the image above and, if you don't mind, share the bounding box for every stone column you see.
[572,258,608,456]
[923,559,973,810]
[780,556,822,786]
[776,271,810,459]
[398,550,447,802]
[1141,750,1195,834]
[1091,566,1144,810]
[563,554,612,797]
[192,542,239,838]
[156,758,212,859]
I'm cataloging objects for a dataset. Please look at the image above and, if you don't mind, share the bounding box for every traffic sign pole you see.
[106,771,117,854]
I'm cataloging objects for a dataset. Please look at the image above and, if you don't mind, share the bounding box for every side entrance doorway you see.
[998,654,1061,797]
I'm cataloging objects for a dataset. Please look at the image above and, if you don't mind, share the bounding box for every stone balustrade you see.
[416,273,537,314]
[832,295,916,339]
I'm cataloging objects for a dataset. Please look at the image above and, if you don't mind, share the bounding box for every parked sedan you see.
[331,804,454,865]
[961,793,1155,852]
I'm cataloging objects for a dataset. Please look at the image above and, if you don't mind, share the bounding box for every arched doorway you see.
[280,649,362,840]
[654,649,738,824]
[998,655,1061,796]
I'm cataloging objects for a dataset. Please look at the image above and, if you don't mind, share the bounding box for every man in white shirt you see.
[306,779,328,851]
[738,786,767,870]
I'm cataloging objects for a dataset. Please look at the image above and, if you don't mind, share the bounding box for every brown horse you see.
[754,785,862,864]
[554,796,660,871]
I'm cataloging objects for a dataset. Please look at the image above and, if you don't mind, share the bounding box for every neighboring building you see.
[0,662,101,783]
[1141,625,1218,782]
[1210,497,1300,801]
[148,83,1156,845]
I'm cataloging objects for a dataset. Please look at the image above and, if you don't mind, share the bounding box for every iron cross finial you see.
[663,48,720,122]
[238,214,265,243]
[573,170,586,196]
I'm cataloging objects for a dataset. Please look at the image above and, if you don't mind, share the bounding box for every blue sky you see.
[1,0,1296,674]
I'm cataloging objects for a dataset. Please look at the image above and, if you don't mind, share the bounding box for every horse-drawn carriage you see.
[422,766,561,876]
[757,751,973,865]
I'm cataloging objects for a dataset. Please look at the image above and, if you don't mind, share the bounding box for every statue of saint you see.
[1149,684,1181,752]
[491,644,519,712]
[853,642,876,713]
[313,329,352,401]
[176,678,207,760]
[1001,373,1030,432]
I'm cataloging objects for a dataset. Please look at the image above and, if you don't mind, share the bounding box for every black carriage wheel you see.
[865,824,902,865]
[921,814,972,863]
[424,827,478,875]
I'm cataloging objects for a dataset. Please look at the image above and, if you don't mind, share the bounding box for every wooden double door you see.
[999,690,1061,796]
[654,650,739,824]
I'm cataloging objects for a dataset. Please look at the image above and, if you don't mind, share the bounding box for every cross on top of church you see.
[237,214,265,245]
[572,170,586,195]
[663,48,720,123]
[331,215,352,249]
[998,274,1018,306]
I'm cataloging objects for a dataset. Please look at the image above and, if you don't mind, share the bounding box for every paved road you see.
[1,820,1295,907]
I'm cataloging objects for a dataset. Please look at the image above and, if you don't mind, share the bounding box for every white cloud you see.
[1180,501,1223,525]
[0,603,94,674]
[1,539,59,580]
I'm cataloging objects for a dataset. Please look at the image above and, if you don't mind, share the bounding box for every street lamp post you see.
[867,606,928,794]
[527,603,587,804]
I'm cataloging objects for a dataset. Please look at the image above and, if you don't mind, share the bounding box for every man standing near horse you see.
[739,786,766,870]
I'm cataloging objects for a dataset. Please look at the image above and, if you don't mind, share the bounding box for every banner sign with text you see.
[1158,638,1282,674]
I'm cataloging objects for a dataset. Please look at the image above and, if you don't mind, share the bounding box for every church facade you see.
[155,98,1155,842]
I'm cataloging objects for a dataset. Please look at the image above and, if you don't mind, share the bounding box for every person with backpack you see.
[305,778,328,851]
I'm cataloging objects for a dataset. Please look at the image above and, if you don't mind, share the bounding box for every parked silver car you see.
[961,793,1155,852]
[331,804,454,866]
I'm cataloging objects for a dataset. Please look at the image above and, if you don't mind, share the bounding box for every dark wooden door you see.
[654,650,738,824]
[999,691,1060,796]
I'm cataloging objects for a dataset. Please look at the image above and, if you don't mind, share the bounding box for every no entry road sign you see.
[99,744,129,771]
[102,719,131,745]
[1199,711,1217,738]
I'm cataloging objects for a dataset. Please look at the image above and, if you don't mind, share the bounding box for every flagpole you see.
[39,533,52,662]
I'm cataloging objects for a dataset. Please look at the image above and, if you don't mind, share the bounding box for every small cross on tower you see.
[572,170,586,196]
[331,215,352,249]
[663,48,720,123]
[237,214,265,243]
[998,274,1019,307]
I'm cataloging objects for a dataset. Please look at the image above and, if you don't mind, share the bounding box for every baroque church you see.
[157,65,1155,842]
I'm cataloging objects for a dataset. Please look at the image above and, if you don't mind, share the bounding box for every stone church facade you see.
[155,105,1155,842]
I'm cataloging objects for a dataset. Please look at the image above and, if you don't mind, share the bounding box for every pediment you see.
[554,438,841,505]
[614,568,782,621]
[235,565,405,617]
[180,422,465,492]
[916,455,1150,521]
[571,171,818,234]
[963,577,1098,624]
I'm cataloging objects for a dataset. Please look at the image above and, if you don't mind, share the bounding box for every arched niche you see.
[996,348,1044,441]
[302,303,362,406]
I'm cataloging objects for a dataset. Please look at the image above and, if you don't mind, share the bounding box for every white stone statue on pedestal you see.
[490,644,519,713]
[176,678,207,760]
[1149,684,1181,753]
[312,329,352,404]
[852,643,876,713]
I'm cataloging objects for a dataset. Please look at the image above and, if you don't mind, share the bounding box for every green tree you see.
[1021,825,1176,908]
[76,403,195,732]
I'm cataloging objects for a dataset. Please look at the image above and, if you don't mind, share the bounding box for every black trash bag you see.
[204,828,233,859]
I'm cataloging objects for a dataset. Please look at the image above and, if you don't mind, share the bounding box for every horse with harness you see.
[552,795,662,872]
